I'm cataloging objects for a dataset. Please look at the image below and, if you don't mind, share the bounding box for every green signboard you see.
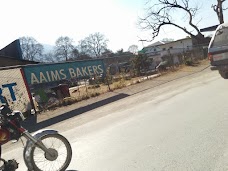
[23,59,105,85]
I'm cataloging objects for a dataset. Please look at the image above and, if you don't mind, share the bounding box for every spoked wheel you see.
[29,134,72,171]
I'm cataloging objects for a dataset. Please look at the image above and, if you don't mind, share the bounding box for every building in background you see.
[0,39,37,67]
[142,40,172,58]
[142,37,193,59]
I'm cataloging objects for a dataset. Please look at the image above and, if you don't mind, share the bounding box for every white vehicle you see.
[208,22,228,79]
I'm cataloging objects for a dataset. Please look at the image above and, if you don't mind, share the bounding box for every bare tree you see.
[43,51,57,63]
[71,48,80,59]
[55,36,74,61]
[102,49,114,57]
[212,0,227,24]
[78,40,91,56]
[20,37,44,61]
[128,45,139,54]
[77,53,92,60]
[79,32,108,57]
[68,48,87,61]
[139,0,204,43]
[117,48,124,54]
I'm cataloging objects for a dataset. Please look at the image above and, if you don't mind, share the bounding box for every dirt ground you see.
[69,60,210,100]
[35,59,210,123]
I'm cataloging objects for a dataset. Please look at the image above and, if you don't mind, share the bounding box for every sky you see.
[0,0,228,52]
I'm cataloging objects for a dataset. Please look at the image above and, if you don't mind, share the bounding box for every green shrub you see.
[63,97,78,106]
[88,84,100,89]
[185,59,193,66]
[90,92,101,97]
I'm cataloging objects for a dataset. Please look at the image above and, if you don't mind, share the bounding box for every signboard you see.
[23,59,105,85]
[0,68,31,112]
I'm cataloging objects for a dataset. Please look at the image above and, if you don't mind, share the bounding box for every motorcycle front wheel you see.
[29,133,72,171]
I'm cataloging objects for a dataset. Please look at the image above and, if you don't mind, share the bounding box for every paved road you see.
[3,69,228,171]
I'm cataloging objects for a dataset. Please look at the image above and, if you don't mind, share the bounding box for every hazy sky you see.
[0,0,227,52]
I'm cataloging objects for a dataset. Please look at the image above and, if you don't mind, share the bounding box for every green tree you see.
[132,54,150,76]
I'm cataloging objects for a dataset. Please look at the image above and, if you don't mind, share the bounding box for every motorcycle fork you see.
[23,131,54,156]
[9,121,49,153]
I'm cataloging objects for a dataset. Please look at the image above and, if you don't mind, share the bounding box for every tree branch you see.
[139,0,203,41]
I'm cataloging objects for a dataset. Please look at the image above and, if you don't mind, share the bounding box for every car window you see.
[211,26,228,48]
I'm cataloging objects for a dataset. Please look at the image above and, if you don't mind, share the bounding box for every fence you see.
[140,45,208,71]
[0,46,208,113]
[100,45,209,87]
[21,59,108,112]
[165,46,207,66]
[0,59,107,113]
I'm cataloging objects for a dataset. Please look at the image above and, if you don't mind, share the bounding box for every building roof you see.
[0,55,28,61]
[146,40,172,48]
[0,39,22,59]
[0,55,38,68]
[140,37,193,55]
[144,37,192,49]
[200,24,219,32]
[159,37,192,46]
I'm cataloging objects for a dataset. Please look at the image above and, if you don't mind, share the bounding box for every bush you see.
[88,84,100,89]
[63,97,78,106]
[80,94,90,100]
[113,78,126,90]
[90,92,101,97]
[185,59,193,66]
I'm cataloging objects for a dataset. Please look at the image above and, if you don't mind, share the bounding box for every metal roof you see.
[200,24,219,32]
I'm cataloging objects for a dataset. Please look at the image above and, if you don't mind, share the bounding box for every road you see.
[3,68,228,171]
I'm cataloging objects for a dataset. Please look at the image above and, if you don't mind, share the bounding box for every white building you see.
[141,37,194,68]
[143,40,171,57]
[160,37,193,56]
[143,37,193,57]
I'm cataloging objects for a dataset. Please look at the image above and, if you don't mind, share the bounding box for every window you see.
[212,26,228,47]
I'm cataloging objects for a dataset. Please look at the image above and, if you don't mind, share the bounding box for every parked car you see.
[208,22,228,79]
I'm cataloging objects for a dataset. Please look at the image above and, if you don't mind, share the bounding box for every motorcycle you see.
[0,104,72,171]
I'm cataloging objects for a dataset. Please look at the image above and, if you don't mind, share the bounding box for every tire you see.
[219,70,228,79]
[28,133,72,171]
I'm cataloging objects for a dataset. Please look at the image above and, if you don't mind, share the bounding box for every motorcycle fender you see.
[25,129,59,147]
[31,129,59,140]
